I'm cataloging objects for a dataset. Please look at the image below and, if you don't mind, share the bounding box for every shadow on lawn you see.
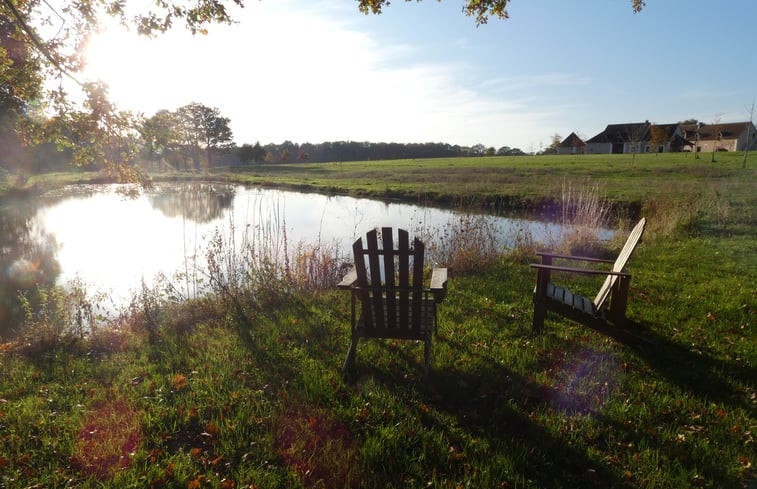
[418,327,751,489]
[621,319,755,412]
[419,334,625,489]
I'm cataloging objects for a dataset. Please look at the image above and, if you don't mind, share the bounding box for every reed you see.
[556,181,612,256]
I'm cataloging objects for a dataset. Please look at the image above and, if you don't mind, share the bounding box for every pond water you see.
[1,183,591,334]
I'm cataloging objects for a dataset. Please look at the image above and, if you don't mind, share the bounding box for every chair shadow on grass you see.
[429,325,752,489]
[348,334,626,489]
[612,318,755,412]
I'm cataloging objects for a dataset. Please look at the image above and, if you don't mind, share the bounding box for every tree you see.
[239,142,265,165]
[470,144,486,156]
[648,125,668,153]
[357,0,646,25]
[141,110,181,171]
[1,0,242,177]
[744,101,754,169]
[175,102,233,169]
[3,0,648,177]
[710,115,722,163]
[548,133,562,154]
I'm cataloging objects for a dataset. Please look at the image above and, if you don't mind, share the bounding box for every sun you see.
[82,25,132,85]
[81,23,189,114]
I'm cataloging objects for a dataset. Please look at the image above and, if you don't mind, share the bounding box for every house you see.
[680,121,757,153]
[585,121,695,154]
[647,123,693,153]
[556,132,585,155]
[585,122,651,154]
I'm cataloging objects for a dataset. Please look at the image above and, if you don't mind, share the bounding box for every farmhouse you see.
[647,123,693,153]
[584,122,651,154]
[556,132,585,155]
[581,120,756,155]
[680,121,757,153]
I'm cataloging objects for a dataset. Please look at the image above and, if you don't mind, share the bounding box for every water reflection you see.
[0,200,61,336]
[148,183,234,223]
[1,183,586,334]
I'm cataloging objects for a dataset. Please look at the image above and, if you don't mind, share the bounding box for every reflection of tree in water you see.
[147,184,235,224]
[0,201,61,338]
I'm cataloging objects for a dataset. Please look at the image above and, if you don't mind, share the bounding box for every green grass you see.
[200,152,757,215]
[1,153,755,488]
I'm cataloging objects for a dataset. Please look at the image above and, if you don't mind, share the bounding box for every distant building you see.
[647,123,693,153]
[585,122,652,154]
[556,132,585,155]
[585,121,698,154]
[680,122,757,153]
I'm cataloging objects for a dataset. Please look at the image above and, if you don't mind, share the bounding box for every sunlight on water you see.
[23,184,578,309]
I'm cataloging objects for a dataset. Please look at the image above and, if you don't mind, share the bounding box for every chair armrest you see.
[430,267,448,303]
[337,267,358,289]
[530,263,631,277]
[536,251,615,264]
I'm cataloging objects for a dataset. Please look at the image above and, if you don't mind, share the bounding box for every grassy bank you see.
[6,152,754,220]
[206,152,757,219]
[0,154,755,488]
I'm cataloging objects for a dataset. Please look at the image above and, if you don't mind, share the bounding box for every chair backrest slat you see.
[352,236,372,328]
[398,229,410,330]
[352,228,426,334]
[593,218,646,309]
[365,229,385,330]
[411,237,425,330]
[381,227,397,329]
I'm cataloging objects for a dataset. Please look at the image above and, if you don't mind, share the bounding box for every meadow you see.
[0,152,755,488]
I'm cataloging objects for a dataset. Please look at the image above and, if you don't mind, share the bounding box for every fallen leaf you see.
[172,374,188,391]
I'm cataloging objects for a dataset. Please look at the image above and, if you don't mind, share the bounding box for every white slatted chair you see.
[531,218,646,341]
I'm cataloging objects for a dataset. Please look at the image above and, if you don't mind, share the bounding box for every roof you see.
[682,121,755,140]
[585,122,651,144]
[670,134,694,148]
[559,132,585,147]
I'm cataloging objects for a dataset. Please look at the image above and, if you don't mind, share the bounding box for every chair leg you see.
[533,298,546,332]
[423,338,432,378]
[342,337,358,375]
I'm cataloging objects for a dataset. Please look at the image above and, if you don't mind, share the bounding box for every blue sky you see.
[83,0,757,152]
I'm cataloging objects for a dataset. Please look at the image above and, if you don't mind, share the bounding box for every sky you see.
[80,0,757,153]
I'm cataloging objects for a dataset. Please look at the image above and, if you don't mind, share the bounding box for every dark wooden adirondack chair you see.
[337,228,448,376]
[531,218,646,342]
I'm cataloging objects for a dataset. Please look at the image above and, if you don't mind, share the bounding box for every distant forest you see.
[0,139,527,175]
[228,140,528,166]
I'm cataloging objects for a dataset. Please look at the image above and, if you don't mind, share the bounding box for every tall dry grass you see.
[555,181,612,256]
[417,211,502,273]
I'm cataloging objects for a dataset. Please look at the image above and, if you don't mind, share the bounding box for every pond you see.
[1,183,587,336]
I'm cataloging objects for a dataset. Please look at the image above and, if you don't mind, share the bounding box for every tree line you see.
[235,141,527,166]
[1,0,643,179]
[1,99,527,176]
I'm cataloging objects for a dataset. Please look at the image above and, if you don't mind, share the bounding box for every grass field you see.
[205,152,757,217]
[0,152,755,488]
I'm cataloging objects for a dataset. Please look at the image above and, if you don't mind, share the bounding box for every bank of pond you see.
[1,182,611,337]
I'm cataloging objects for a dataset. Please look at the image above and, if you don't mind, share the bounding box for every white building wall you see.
[585,143,612,154]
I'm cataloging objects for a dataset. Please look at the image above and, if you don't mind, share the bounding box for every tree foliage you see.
[648,125,668,150]
[242,140,524,163]
[0,0,242,176]
[357,0,646,25]
[1,0,648,176]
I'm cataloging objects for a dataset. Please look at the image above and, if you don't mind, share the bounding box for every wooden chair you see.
[531,218,646,342]
[337,228,448,376]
